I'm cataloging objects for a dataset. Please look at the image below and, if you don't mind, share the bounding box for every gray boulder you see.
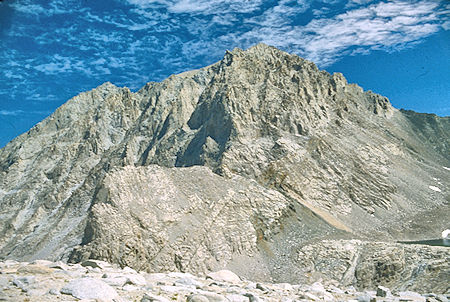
[61,278,119,300]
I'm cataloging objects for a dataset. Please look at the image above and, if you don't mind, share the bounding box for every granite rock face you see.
[69,165,292,279]
[296,240,449,293]
[0,44,449,290]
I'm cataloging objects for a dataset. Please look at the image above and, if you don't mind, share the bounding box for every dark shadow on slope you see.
[175,93,234,171]
[401,109,450,161]
[398,239,450,248]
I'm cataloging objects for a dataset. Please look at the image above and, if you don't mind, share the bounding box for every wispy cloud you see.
[294,0,445,65]
[0,110,24,116]
[9,0,80,17]
[34,55,73,75]
[0,109,50,116]
[126,0,265,14]
[123,0,448,67]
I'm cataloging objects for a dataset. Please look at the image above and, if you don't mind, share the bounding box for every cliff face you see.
[0,44,448,290]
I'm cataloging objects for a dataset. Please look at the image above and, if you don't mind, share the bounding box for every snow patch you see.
[428,185,441,192]
[443,166,450,171]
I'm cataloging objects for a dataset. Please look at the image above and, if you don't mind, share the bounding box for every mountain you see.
[0,44,448,291]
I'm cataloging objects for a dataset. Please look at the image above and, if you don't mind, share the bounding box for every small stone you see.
[436,295,448,302]
[103,276,128,287]
[345,286,357,294]
[244,293,261,302]
[147,273,167,281]
[17,264,53,274]
[226,287,246,295]
[49,261,70,271]
[244,282,257,290]
[309,281,325,293]
[398,291,426,302]
[175,277,202,288]
[123,284,139,291]
[187,295,209,302]
[207,270,241,284]
[323,292,335,301]
[160,285,191,293]
[61,278,119,300]
[3,260,19,266]
[376,286,390,297]
[81,259,112,270]
[256,283,268,292]
[357,294,375,302]
[87,266,102,273]
[302,292,320,301]
[168,272,196,279]
[48,288,59,295]
[122,266,137,274]
[328,285,345,294]
[225,294,248,302]
[13,276,35,292]
[196,290,228,302]
[27,288,48,297]
[276,283,293,291]
[31,260,53,266]
[0,276,9,288]
[141,293,171,302]
[126,273,147,286]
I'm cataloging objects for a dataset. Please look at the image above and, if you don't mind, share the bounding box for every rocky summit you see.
[0,44,449,297]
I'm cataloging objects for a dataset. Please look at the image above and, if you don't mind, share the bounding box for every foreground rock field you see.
[1,259,448,302]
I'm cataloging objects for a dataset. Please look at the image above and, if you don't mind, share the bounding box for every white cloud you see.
[346,0,375,5]
[10,0,80,17]
[95,66,112,75]
[3,70,24,80]
[123,0,447,68]
[0,109,51,116]
[10,4,46,15]
[126,0,265,14]
[0,110,24,116]
[232,0,447,66]
[32,54,99,77]
[443,21,450,30]
[92,58,107,65]
[34,55,72,75]
[35,62,70,75]
[246,0,310,28]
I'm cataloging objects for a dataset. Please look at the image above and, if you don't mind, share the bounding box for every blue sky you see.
[0,0,449,147]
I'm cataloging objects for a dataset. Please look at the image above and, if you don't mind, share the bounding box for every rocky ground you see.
[0,259,448,302]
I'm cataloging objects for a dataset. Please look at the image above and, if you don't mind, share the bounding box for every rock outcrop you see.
[296,240,449,293]
[69,165,295,279]
[0,44,448,291]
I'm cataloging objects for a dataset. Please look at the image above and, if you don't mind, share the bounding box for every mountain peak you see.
[0,44,448,290]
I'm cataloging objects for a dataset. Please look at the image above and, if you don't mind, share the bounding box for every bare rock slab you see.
[207,270,241,284]
[61,277,119,301]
